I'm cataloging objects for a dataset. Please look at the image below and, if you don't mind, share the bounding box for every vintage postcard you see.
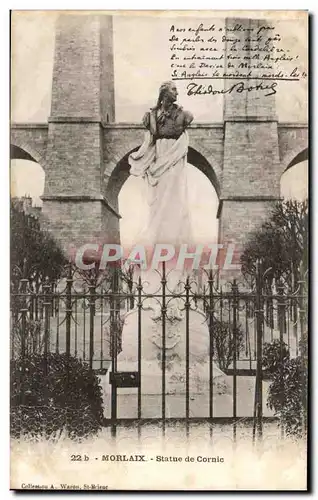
[10,9,308,491]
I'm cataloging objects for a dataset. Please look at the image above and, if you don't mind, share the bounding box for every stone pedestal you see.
[103,306,230,418]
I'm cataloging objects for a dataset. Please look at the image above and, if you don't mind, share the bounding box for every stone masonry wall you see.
[222,122,281,199]
[219,199,275,247]
[43,14,117,252]
[10,125,49,168]
[42,200,104,251]
[223,18,277,121]
[44,123,103,197]
[218,17,282,278]
[50,15,101,119]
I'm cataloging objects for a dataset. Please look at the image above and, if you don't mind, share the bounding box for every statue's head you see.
[157,81,178,106]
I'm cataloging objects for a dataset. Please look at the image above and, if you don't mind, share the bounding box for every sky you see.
[10,11,308,244]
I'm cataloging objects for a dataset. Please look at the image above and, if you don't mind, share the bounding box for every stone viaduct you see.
[10,15,308,256]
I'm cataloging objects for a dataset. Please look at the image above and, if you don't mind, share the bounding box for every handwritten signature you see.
[187,81,277,97]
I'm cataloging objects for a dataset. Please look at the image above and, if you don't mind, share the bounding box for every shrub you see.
[10,319,44,358]
[262,337,307,437]
[212,319,244,371]
[262,338,290,376]
[299,330,308,367]
[10,353,104,439]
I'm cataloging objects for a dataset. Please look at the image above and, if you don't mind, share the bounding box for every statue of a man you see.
[129,81,194,247]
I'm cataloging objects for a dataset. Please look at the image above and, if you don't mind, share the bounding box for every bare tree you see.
[241,199,308,289]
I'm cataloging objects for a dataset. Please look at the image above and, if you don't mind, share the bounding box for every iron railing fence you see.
[10,262,308,440]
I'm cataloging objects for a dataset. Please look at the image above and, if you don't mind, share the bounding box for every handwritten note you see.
[169,21,307,97]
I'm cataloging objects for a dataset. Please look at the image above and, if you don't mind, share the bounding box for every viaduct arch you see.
[105,144,221,207]
[10,15,308,255]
